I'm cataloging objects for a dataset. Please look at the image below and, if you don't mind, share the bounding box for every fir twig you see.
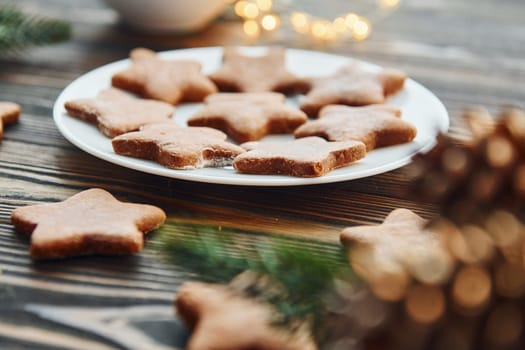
[156,221,356,345]
[0,5,71,55]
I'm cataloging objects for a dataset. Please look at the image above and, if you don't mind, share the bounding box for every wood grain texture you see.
[1,0,524,348]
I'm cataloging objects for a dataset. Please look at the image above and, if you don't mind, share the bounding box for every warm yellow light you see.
[256,0,272,12]
[261,14,279,31]
[381,0,400,8]
[290,12,310,34]
[243,19,260,37]
[333,17,346,33]
[345,13,359,29]
[234,1,247,17]
[324,23,337,40]
[310,20,336,40]
[242,2,260,19]
[353,18,370,40]
[311,20,328,39]
[236,4,377,42]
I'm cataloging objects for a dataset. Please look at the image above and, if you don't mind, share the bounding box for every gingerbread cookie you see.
[233,136,366,177]
[112,123,245,169]
[208,47,310,94]
[0,102,21,142]
[176,282,316,350]
[187,92,307,143]
[112,48,217,104]
[341,209,454,300]
[300,64,406,117]
[11,188,166,260]
[64,88,174,137]
[294,104,417,151]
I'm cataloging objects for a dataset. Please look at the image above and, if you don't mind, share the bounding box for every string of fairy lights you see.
[227,0,401,41]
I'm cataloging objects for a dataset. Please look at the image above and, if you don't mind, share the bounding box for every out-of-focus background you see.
[1,1,525,349]
[3,0,524,136]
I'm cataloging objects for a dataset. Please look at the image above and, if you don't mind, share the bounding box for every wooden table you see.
[1,0,524,348]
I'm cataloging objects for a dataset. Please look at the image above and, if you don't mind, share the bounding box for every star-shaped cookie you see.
[300,64,406,117]
[175,282,316,350]
[341,209,454,299]
[294,104,417,151]
[0,102,21,142]
[64,88,174,137]
[11,188,166,259]
[112,48,217,104]
[208,47,310,94]
[112,123,245,169]
[187,92,307,143]
[233,136,366,177]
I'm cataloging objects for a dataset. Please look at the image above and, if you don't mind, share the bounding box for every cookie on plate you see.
[233,136,366,177]
[175,282,316,350]
[208,47,310,94]
[0,102,21,142]
[300,64,406,117]
[11,188,166,260]
[112,123,245,169]
[112,48,217,104]
[64,88,174,137]
[187,92,307,143]
[294,104,417,151]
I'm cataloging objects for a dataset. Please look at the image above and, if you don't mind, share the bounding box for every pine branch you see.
[0,5,71,55]
[155,221,356,344]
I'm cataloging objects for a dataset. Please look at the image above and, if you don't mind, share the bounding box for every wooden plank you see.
[1,0,524,348]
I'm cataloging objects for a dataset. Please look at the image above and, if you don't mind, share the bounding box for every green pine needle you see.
[155,221,356,344]
[0,5,71,54]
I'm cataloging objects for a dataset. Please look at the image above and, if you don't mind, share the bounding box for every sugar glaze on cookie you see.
[11,188,166,260]
[112,123,245,169]
[300,64,406,118]
[112,48,217,105]
[208,47,310,94]
[65,88,174,137]
[295,104,417,151]
[188,92,307,143]
[233,136,366,177]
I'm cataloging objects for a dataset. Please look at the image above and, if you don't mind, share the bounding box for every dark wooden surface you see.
[1,0,524,348]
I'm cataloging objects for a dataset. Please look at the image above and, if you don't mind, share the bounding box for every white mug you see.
[103,0,227,33]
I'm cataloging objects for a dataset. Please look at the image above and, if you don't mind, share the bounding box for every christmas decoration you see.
[227,0,400,42]
[375,106,525,349]
[0,5,71,55]
[159,106,525,349]
[157,222,385,348]
[410,107,525,224]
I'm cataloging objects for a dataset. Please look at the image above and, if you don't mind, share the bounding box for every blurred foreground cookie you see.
[0,102,21,142]
[64,88,174,137]
[300,65,406,117]
[295,104,417,151]
[208,47,310,94]
[11,188,166,260]
[175,282,316,350]
[233,136,366,177]
[112,123,245,169]
[188,92,307,143]
[341,209,454,301]
[112,48,217,104]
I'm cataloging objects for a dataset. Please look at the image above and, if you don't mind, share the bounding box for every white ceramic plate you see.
[53,47,449,186]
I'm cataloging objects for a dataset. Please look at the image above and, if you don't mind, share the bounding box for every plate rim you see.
[53,46,449,187]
